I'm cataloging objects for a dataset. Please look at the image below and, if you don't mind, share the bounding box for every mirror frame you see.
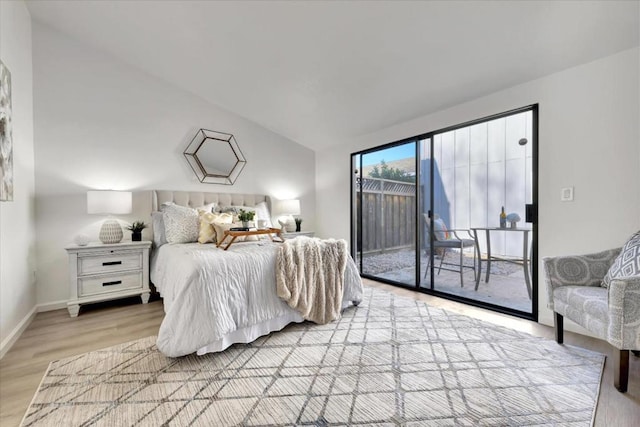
[183,128,247,185]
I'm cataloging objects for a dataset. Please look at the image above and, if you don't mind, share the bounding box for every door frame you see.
[350,104,539,321]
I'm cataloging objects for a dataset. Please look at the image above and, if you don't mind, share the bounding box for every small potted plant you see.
[237,209,255,228]
[126,220,147,241]
[294,218,303,232]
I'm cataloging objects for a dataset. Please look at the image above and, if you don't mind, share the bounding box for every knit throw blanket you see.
[276,236,348,324]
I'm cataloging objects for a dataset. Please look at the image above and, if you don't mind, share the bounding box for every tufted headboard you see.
[151,190,272,212]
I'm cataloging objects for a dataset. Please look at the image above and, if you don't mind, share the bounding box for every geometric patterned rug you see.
[22,287,604,426]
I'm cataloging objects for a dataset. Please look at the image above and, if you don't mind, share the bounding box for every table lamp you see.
[277,199,300,232]
[87,190,132,244]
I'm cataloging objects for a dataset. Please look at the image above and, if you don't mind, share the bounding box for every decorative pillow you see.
[212,222,259,245]
[162,203,199,244]
[219,205,256,224]
[151,211,167,248]
[602,230,640,288]
[433,218,449,241]
[213,222,236,245]
[254,201,272,228]
[196,202,217,213]
[198,211,233,244]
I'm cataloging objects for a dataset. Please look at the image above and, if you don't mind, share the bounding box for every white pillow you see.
[254,201,272,228]
[163,204,199,244]
[151,211,167,248]
[197,202,217,213]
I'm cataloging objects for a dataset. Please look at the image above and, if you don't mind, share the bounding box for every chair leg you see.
[614,349,629,393]
[459,246,464,287]
[423,251,431,280]
[472,244,478,283]
[554,312,563,344]
[437,249,445,275]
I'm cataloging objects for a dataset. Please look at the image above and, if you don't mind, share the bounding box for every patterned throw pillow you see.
[602,230,640,288]
[212,222,260,245]
[212,222,236,245]
[219,205,257,224]
[162,204,199,244]
[198,211,233,244]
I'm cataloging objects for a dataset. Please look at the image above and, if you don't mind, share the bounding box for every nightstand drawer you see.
[79,252,142,275]
[79,272,142,296]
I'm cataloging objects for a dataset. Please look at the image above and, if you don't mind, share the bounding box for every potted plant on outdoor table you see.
[237,209,255,228]
[126,220,147,241]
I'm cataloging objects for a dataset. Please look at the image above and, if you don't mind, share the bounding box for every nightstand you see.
[65,241,152,317]
[281,231,315,239]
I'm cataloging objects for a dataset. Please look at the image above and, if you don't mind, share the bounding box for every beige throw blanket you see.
[276,236,348,324]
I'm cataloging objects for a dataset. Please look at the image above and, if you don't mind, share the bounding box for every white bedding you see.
[151,240,363,357]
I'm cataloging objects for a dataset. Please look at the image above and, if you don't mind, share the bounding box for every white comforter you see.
[151,241,363,357]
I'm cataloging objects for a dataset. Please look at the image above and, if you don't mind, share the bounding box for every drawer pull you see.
[102,261,122,266]
[102,280,122,287]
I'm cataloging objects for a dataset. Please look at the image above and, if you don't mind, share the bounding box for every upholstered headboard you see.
[145,190,274,248]
[152,190,272,212]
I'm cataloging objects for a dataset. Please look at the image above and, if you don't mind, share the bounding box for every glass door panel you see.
[421,111,534,316]
[353,142,417,287]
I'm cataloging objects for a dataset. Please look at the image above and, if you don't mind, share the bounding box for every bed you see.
[148,190,363,357]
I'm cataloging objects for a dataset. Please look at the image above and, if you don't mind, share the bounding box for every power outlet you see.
[561,187,574,202]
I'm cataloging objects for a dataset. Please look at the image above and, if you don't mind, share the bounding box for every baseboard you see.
[0,306,37,360]
[37,300,68,312]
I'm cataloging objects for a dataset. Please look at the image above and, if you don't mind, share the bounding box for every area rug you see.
[22,287,604,426]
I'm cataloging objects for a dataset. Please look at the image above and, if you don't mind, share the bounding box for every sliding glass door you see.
[351,106,537,320]
[352,141,419,287]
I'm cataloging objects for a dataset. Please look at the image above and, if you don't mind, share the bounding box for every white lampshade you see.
[87,190,132,244]
[87,190,132,214]
[279,199,300,215]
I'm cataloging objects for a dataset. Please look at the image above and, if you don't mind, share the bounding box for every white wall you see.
[0,0,37,355]
[316,47,640,332]
[33,22,315,307]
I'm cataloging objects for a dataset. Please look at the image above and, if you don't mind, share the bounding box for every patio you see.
[360,248,531,313]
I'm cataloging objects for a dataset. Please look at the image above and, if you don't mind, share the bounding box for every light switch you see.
[561,187,574,202]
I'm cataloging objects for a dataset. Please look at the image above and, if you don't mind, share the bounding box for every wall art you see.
[0,59,13,201]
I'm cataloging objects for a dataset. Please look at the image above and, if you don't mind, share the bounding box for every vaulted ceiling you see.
[26,1,639,151]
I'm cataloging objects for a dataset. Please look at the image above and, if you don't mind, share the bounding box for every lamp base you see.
[99,219,124,244]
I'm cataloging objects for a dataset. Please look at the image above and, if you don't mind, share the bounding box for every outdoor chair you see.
[543,231,640,392]
[423,213,479,287]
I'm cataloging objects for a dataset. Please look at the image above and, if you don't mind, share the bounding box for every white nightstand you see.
[281,231,315,239]
[65,241,152,317]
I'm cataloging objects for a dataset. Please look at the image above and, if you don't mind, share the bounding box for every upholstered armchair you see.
[543,247,640,392]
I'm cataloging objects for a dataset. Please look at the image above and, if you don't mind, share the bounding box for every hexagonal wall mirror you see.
[183,129,247,185]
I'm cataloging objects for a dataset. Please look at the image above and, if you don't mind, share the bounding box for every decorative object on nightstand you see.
[73,234,91,246]
[237,209,255,228]
[126,220,147,241]
[65,240,151,317]
[87,190,132,244]
[295,218,303,232]
[277,199,300,232]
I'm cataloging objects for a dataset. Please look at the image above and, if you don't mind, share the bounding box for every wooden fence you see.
[356,177,416,254]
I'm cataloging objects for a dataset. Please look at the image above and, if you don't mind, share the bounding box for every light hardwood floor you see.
[1,281,638,426]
